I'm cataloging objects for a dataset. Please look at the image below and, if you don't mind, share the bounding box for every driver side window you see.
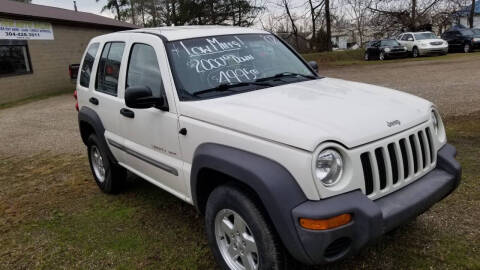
[126,43,164,98]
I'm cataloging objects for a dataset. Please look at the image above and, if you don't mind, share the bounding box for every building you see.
[0,0,137,104]
[456,1,480,28]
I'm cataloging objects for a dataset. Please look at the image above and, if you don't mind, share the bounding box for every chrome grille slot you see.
[360,125,437,199]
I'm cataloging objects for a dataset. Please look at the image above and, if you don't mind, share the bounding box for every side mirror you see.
[125,86,167,110]
[308,60,318,72]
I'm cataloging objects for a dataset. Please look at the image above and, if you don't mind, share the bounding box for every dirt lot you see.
[0,55,479,269]
[319,53,480,116]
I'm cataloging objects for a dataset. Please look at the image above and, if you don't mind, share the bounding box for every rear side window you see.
[126,43,164,97]
[96,42,125,96]
[79,43,99,87]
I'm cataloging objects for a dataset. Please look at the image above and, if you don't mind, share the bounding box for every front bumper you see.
[290,144,461,265]
[418,46,448,55]
[385,51,408,58]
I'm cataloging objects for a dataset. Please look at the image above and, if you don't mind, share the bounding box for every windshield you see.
[459,29,474,36]
[414,32,437,40]
[381,40,400,46]
[166,34,316,100]
[473,29,480,35]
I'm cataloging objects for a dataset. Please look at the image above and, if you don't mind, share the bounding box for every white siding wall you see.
[460,16,480,28]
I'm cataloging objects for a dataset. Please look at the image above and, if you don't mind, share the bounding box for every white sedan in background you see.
[397,32,449,57]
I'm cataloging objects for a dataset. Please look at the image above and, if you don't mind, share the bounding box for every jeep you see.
[75,26,461,269]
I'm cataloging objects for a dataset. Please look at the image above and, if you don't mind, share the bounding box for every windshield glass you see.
[381,40,400,46]
[459,29,474,36]
[414,32,437,40]
[166,34,315,100]
[472,29,480,35]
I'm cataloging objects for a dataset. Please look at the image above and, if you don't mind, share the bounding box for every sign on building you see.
[0,18,54,40]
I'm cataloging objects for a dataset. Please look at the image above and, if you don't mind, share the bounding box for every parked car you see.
[75,26,461,269]
[441,28,480,53]
[396,31,448,57]
[364,39,408,60]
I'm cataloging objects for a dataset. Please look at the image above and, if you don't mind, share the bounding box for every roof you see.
[0,0,137,29]
[126,26,269,41]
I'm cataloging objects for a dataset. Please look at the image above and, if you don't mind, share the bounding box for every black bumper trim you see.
[290,143,461,264]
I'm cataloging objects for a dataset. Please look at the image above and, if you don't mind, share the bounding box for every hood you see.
[179,78,432,151]
[420,38,445,43]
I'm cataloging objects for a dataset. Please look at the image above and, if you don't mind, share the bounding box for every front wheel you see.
[379,52,385,60]
[412,47,419,58]
[464,43,471,53]
[205,185,291,270]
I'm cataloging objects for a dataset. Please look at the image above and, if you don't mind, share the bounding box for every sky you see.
[32,0,113,17]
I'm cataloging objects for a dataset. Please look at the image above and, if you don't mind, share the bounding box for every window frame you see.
[94,41,125,97]
[0,40,33,78]
[125,42,169,110]
[79,42,100,88]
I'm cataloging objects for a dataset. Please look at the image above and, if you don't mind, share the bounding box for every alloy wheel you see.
[90,145,106,183]
[215,209,259,270]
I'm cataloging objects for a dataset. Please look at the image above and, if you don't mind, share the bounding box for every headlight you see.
[315,149,343,186]
[474,38,480,42]
[431,110,439,134]
[431,108,446,143]
[403,46,407,50]
[384,47,391,52]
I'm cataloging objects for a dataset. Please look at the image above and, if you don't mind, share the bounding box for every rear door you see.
[91,41,128,163]
[402,34,414,51]
[116,34,186,199]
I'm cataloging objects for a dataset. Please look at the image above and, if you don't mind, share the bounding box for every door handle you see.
[89,97,99,105]
[120,108,135,118]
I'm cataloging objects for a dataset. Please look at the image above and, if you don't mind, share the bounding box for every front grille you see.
[430,41,443,45]
[361,127,436,198]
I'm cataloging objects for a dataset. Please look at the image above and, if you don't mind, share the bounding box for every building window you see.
[0,40,32,76]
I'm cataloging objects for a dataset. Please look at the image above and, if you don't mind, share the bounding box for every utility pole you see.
[73,1,78,12]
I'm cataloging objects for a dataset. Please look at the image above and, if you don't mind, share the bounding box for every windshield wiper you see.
[256,72,317,82]
[192,81,272,97]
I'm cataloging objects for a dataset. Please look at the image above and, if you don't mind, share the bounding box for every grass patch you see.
[0,114,479,269]
[0,89,73,110]
[301,50,480,68]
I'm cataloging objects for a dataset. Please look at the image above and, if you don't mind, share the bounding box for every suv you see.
[396,31,448,57]
[441,28,480,53]
[75,26,461,269]
[364,39,408,60]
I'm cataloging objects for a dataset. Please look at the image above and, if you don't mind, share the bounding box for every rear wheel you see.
[205,184,292,270]
[87,134,126,193]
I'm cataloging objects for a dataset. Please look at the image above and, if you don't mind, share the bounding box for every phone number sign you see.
[0,18,54,40]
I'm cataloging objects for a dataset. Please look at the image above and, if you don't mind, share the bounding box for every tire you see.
[364,52,369,61]
[87,134,126,194]
[412,47,419,58]
[205,184,292,270]
[379,52,385,61]
[464,43,471,53]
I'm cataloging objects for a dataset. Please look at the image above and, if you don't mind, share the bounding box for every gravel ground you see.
[1,54,478,157]
[0,94,84,157]
[319,53,480,116]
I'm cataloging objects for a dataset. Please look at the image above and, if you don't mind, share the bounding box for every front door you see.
[116,35,186,199]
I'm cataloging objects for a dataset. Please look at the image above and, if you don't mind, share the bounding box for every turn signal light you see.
[299,214,352,230]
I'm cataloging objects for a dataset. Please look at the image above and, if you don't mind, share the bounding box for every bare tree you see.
[307,0,325,48]
[345,0,372,46]
[325,0,332,50]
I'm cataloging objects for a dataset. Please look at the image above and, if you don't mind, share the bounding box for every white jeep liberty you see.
[75,26,461,269]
